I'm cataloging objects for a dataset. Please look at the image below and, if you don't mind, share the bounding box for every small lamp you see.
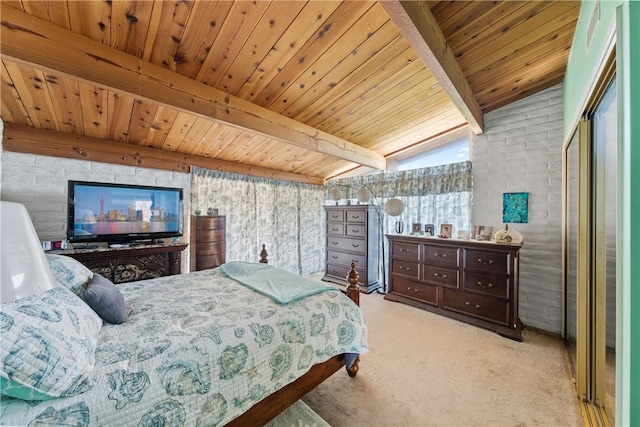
[0,201,56,303]
[329,188,343,205]
[356,188,372,204]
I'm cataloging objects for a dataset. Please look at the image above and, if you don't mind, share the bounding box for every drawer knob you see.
[332,255,338,259]
[399,266,411,271]
[477,258,494,265]
[407,287,419,293]
[434,252,447,258]
[400,248,411,253]
[465,302,481,309]
[332,215,339,219]
[434,273,447,279]
[477,281,494,288]
[352,229,359,233]
[332,227,339,231]
[332,241,338,245]
[352,215,360,219]
[332,269,339,274]
[352,243,360,248]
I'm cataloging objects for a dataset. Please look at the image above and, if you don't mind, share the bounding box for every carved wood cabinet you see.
[385,235,522,340]
[322,205,380,293]
[52,243,187,284]
[190,215,226,271]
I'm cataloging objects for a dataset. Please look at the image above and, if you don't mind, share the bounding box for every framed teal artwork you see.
[502,192,529,223]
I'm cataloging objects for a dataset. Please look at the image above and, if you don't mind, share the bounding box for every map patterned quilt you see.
[0,268,368,426]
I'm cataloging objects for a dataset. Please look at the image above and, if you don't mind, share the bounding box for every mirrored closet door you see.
[592,76,617,425]
[563,59,617,426]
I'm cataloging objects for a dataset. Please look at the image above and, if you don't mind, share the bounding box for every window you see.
[396,136,469,170]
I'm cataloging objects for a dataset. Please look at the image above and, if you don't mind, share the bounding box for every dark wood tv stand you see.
[49,243,187,284]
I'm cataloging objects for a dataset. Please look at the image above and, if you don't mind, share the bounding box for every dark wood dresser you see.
[322,205,380,293]
[50,243,187,284]
[385,235,522,340]
[190,215,226,271]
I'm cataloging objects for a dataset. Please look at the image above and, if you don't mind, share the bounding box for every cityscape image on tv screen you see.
[72,184,180,238]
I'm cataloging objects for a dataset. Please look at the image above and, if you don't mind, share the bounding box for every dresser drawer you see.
[392,276,438,305]
[464,249,510,274]
[345,210,366,223]
[391,241,419,260]
[327,250,364,268]
[326,210,345,222]
[345,224,365,237]
[391,259,419,279]
[196,254,225,271]
[424,245,459,267]
[326,263,366,283]
[327,236,366,253]
[442,289,510,326]
[195,216,225,230]
[463,271,510,299]
[423,265,458,287]
[327,223,345,236]
[196,241,225,255]
[195,228,226,242]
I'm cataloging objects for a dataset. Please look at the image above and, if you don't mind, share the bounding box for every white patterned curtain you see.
[191,167,325,275]
[325,161,473,291]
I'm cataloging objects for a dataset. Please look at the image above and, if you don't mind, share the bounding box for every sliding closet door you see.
[563,61,617,426]
[563,131,579,378]
[592,77,617,425]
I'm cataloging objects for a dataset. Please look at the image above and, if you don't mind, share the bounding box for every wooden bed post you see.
[259,244,268,263]
[345,261,361,377]
[346,261,360,306]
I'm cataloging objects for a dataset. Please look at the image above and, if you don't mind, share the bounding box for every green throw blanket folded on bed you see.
[220,261,336,305]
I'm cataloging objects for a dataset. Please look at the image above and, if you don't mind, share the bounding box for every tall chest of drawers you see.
[322,205,380,293]
[385,235,522,340]
[190,215,226,271]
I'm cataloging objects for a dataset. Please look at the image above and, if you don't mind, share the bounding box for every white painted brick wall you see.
[471,83,564,334]
[0,134,191,272]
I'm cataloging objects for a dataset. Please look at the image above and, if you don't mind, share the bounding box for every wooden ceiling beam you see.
[380,0,484,135]
[0,5,385,171]
[2,123,325,185]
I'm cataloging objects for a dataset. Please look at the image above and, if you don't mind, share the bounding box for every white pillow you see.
[46,254,94,297]
[0,286,102,400]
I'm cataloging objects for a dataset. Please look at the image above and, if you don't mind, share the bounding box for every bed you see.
[0,250,367,426]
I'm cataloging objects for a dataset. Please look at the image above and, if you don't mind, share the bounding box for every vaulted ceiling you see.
[0,1,580,185]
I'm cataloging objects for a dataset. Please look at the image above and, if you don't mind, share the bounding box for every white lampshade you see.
[384,198,405,217]
[0,201,56,303]
[329,187,343,202]
[356,188,372,203]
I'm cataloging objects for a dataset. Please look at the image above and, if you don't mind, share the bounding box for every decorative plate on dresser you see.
[322,205,380,293]
[385,234,523,340]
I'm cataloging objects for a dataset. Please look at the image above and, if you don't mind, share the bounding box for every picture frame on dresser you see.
[424,224,434,236]
[439,224,452,238]
[411,223,422,235]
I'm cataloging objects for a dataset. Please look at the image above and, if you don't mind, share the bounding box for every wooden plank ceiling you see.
[0,1,580,184]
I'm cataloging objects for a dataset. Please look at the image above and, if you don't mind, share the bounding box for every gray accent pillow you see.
[83,273,126,324]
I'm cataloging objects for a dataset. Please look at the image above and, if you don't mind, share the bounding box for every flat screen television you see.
[67,180,183,244]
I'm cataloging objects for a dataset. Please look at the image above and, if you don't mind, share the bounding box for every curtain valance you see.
[325,161,472,200]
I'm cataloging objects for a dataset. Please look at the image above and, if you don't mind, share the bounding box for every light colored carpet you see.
[302,291,583,427]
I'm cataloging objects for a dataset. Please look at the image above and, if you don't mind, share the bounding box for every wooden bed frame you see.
[226,248,361,426]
